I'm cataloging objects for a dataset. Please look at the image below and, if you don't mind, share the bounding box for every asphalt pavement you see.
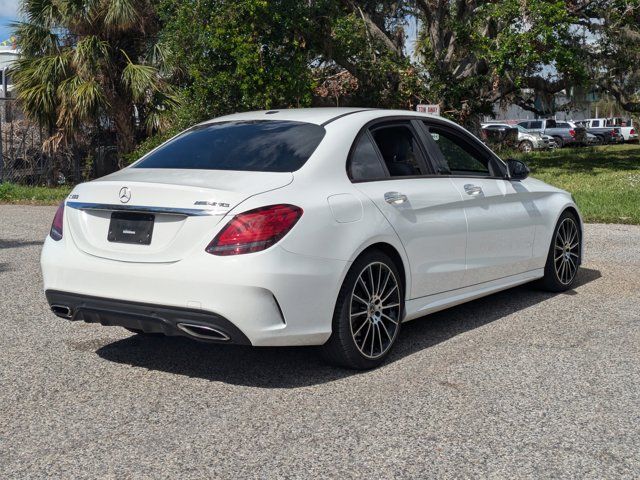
[0,205,638,479]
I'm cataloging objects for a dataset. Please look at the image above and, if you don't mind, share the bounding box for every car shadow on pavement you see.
[95,267,601,388]
[0,239,43,249]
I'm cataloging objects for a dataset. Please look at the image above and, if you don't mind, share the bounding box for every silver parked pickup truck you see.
[518,119,587,147]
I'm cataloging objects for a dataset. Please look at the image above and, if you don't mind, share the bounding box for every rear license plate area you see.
[108,212,155,245]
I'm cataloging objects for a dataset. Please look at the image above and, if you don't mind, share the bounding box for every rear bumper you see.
[41,235,349,346]
[46,290,252,344]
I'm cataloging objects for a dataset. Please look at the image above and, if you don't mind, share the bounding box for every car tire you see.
[518,140,533,153]
[594,135,604,145]
[321,250,404,369]
[539,211,581,292]
[552,136,564,148]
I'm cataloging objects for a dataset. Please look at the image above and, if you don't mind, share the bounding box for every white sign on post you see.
[417,104,440,116]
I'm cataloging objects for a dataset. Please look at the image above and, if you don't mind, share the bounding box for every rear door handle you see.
[464,184,483,196]
[384,191,408,205]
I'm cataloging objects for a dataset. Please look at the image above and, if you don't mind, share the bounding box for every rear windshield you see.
[134,120,326,172]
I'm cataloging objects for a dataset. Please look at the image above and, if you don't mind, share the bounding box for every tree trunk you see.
[112,99,136,166]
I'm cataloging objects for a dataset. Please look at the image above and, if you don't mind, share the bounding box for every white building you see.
[0,44,19,96]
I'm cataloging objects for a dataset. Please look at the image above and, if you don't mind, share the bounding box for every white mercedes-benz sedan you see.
[41,108,582,369]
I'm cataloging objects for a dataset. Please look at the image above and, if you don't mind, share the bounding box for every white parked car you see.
[41,108,583,369]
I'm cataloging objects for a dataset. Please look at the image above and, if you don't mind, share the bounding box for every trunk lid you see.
[66,168,293,263]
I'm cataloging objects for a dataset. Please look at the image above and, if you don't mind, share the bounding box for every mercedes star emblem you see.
[119,187,131,203]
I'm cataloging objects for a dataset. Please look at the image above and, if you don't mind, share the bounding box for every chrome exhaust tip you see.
[51,304,73,319]
[176,323,230,341]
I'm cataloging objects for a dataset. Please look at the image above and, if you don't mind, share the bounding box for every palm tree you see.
[11,0,178,160]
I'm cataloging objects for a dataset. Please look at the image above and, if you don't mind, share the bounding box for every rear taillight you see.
[569,129,576,137]
[50,202,64,241]
[631,129,635,135]
[206,204,303,256]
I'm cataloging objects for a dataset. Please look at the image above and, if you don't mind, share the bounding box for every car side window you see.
[370,125,428,177]
[530,121,542,129]
[427,127,491,176]
[592,120,600,127]
[348,133,387,181]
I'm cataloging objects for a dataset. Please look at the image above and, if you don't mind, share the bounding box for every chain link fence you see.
[0,100,50,185]
[0,99,119,186]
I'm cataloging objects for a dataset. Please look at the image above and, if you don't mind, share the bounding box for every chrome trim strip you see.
[66,201,217,216]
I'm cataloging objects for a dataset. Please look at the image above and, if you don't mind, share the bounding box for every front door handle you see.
[384,191,408,205]
[464,184,483,196]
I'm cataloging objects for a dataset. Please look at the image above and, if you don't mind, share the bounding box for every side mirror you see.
[506,158,529,180]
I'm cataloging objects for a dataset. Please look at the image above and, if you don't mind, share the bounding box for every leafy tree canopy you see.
[13,0,640,163]
[12,0,179,156]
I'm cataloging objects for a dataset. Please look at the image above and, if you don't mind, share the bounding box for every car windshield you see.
[134,120,326,172]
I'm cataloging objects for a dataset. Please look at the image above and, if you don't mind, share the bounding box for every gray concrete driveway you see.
[1,205,638,478]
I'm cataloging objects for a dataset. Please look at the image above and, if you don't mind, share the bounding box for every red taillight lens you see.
[569,129,576,137]
[206,204,303,256]
[631,129,636,135]
[50,202,64,241]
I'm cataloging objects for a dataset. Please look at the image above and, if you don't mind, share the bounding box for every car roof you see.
[202,107,452,127]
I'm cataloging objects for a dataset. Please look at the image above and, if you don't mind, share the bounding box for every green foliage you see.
[160,0,315,124]
[11,0,179,157]
[586,0,640,112]
[414,0,587,126]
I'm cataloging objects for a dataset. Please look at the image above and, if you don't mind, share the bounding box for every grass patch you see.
[0,183,71,205]
[513,143,640,224]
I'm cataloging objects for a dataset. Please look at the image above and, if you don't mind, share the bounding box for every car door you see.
[522,120,543,135]
[421,121,537,285]
[349,120,468,298]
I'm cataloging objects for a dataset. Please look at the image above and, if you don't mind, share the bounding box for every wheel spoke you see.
[350,310,367,318]
[381,303,400,309]
[370,324,376,357]
[379,319,392,341]
[381,285,398,303]
[376,264,383,296]
[353,317,369,337]
[357,276,371,300]
[377,324,383,355]
[352,293,368,306]
[367,266,376,297]
[379,270,391,298]
[360,322,372,349]
[567,257,577,275]
[381,312,398,325]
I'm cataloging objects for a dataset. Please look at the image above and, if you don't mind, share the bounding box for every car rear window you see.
[134,120,326,172]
